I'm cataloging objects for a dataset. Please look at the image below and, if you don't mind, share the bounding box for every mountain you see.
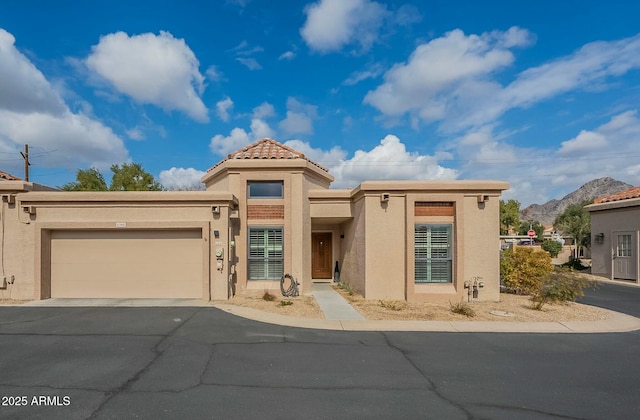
[520,177,634,226]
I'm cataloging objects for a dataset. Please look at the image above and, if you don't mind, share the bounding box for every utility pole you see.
[20,144,30,182]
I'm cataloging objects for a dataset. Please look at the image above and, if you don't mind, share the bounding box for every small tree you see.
[109,163,163,191]
[541,240,563,258]
[500,247,553,295]
[62,168,108,191]
[553,201,592,257]
[500,199,521,235]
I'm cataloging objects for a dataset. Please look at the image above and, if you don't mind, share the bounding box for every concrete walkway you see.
[310,282,364,320]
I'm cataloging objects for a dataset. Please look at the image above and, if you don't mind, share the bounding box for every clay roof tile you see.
[594,186,640,203]
[207,138,328,172]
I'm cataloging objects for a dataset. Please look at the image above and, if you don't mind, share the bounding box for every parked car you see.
[517,239,535,246]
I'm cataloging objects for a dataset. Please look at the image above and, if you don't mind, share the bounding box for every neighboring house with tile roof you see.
[587,186,640,283]
[0,169,21,181]
[1,138,509,303]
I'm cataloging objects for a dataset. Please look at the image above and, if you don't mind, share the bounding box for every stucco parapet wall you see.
[201,158,334,184]
[16,191,238,206]
[1,180,56,193]
[350,180,509,198]
[586,197,640,212]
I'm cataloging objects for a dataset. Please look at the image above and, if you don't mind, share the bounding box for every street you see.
[0,284,639,419]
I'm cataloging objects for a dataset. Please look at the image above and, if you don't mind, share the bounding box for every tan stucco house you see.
[1,139,508,303]
[587,186,640,283]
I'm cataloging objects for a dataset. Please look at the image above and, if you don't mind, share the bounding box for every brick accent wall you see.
[247,205,285,219]
[415,202,454,216]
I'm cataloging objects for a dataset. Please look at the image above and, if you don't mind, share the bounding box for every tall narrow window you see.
[248,227,283,280]
[415,224,452,283]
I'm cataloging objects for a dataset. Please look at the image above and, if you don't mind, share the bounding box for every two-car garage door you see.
[50,230,203,299]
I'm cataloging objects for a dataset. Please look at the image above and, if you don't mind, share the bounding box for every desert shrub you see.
[379,300,406,311]
[500,247,554,295]
[337,282,354,296]
[262,291,276,301]
[450,301,476,317]
[531,267,598,310]
[561,258,588,271]
[541,240,563,258]
[279,300,293,306]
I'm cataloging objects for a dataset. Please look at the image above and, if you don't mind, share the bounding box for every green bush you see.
[541,240,563,258]
[531,267,598,310]
[500,248,554,295]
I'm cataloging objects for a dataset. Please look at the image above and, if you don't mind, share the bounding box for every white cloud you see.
[206,65,223,82]
[85,31,208,122]
[394,4,422,26]
[279,98,318,135]
[216,97,234,122]
[125,127,145,140]
[0,110,129,169]
[236,57,262,70]
[330,134,458,187]
[301,0,389,53]
[283,139,347,168]
[445,111,640,206]
[252,102,276,119]
[558,130,607,155]
[364,27,533,126]
[559,111,640,157]
[279,51,296,60]
[343,63,385,85]
[0,28,129,172]
[0,29,67,115]
[209,118,276,156]
[365,30,640,133]
[281,135,457,188]
[159,167,206,190]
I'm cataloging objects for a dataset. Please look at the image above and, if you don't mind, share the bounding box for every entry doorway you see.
[312,232,333,279]
[613,232,637,280]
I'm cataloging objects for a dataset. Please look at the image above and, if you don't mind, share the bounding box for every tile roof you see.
[207,138,329,172]
[0,170,21,180]
[594,186,640,203]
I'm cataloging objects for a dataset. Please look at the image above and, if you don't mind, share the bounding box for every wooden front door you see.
[312,232,333,279]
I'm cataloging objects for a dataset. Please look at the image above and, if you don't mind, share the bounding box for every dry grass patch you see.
[221,293,324,319]
[333,285,611,322]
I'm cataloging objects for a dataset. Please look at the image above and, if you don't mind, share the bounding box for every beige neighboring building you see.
[587,186,640,283]
[1,139,508,303]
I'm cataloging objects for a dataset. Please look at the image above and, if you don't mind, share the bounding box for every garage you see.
[50,229,204,299]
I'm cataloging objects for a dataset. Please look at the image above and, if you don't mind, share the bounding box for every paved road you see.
[579,282,640,318]
[1,298,639,419]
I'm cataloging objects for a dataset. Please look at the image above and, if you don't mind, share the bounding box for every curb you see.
[214,304,640,333]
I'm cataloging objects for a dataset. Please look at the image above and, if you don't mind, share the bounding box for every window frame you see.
[414,224,453,284]
[248,226,284,280]
[247,181,284,199]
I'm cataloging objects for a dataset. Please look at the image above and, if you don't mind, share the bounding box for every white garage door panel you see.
[51,230,203,299]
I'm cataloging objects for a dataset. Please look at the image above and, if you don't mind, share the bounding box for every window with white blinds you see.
[248,227,283,280]
[415,224,452,283]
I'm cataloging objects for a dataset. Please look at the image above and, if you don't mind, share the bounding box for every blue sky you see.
[1,0,639,206]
